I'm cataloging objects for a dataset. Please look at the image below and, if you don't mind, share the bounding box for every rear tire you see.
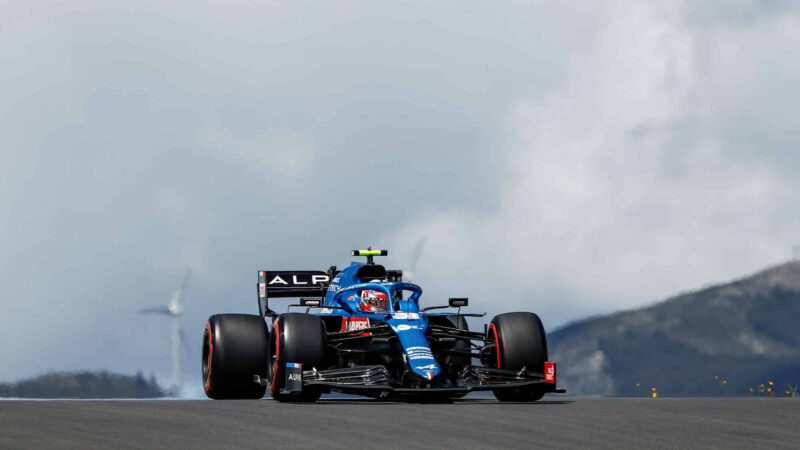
[203,314,268,400]
[487,312,548,402]
[268,313,327,403]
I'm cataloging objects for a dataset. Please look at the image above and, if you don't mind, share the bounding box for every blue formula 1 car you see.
[202,249,564,402]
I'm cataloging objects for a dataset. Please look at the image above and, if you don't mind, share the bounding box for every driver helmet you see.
[360,289,390,313]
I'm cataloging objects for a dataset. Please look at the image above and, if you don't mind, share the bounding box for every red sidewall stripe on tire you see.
[270,319,281,396]
[488,323,502,369]
[203,321,214,393]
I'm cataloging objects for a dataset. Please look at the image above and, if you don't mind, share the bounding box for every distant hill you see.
[0,371,166,398]
[549,262,800,397]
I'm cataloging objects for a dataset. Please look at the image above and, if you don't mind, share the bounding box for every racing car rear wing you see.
[258,271,330,316]
[257,268,403,316]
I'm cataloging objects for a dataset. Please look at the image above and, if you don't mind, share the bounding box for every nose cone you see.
[388,317,441,380]
[405,353,441,380]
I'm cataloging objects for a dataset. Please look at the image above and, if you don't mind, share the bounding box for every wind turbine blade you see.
[169,269,192,314]
[139,306,170,315]
[406,237,427,281]
[179,329,192,359]
[409,238,426,273]
[178,269,191,302]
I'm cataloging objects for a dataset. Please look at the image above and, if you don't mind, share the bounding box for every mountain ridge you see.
[548,261,800,396]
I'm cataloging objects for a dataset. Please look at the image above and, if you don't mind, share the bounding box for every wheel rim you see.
[202,324,212,391]
[487,322,502,368]
[268,320,280,395]
[267,331,275,381]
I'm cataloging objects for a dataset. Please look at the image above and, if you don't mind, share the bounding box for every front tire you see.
[487,312,548,402]
[268,313,327,403]
[203,314,268,400]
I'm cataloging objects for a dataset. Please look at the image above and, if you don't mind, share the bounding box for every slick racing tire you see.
[487,312,548,402]
[203,314,269,400]
[268,313,327,403]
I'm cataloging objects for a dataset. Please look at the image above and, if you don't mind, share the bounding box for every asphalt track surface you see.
[1,397,799,449]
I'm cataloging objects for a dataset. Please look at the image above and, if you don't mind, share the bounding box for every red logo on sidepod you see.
[341,317,371,335]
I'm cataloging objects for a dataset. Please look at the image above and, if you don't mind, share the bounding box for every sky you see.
[2,0,800,394]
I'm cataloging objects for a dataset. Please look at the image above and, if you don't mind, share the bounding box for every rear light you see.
[544,362,556,384]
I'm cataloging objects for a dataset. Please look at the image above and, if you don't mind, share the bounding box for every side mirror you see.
[448,298,468,307]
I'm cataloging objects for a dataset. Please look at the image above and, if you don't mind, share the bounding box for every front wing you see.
[258,365,565,398]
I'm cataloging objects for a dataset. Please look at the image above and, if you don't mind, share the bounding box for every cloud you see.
[1,0,799,390]
[196,128,316,176]
[381,1,800,324]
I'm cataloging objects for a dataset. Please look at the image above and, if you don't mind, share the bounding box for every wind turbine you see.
[404,238,427,282]
[140,269,191,395]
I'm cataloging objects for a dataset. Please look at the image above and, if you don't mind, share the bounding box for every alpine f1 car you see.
[202,249,564,402]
